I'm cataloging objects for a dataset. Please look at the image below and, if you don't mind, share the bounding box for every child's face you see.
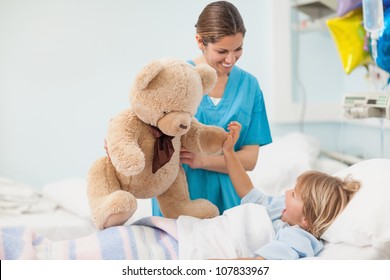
[281,187,308,230]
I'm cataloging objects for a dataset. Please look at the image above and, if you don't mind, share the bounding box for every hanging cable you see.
[291,1,308,133]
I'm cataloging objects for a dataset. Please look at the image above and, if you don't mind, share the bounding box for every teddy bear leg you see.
[156,167,219,219]
[87,157,138,229]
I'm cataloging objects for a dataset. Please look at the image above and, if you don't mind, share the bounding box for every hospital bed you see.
[1,132,389,259]
[0,178,96,241]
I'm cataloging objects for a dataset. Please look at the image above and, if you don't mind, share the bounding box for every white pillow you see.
[0,177,57,214]
[42,178,152,223]
[248,132,321,195]
[321,159,390,257]
[42,178,91,219]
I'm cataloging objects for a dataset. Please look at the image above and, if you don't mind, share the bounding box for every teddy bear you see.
[87,58,227,230]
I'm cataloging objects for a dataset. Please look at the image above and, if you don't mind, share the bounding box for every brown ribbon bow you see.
[150,126,175,173]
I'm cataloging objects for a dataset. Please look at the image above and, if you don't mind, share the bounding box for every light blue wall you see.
[0,0,388,187]
[0,0,267,187]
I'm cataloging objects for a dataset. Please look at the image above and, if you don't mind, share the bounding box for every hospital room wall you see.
[0,0,388,188]
[268,0,390,160]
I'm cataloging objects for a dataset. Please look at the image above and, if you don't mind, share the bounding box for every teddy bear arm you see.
[181,118,226,154]
[106,111,145,176]
[180,118,203,152]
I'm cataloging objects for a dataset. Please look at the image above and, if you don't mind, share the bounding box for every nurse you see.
[152,0,272,215]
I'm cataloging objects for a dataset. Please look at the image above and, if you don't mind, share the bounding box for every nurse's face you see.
[200,33,243,76]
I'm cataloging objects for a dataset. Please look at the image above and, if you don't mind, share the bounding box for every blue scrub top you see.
[152,61,272,216]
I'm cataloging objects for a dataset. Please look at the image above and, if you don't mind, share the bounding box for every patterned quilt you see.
[0,216,178,260]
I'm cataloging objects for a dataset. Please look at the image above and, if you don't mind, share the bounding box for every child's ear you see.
[300,217,309,230]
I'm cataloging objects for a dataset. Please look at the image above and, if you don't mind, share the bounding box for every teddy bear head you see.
[130,58,217,136]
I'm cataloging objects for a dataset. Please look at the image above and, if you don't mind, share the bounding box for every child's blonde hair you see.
[295,170,361,238]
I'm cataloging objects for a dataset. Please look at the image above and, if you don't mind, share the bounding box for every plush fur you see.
[87,58,226,229]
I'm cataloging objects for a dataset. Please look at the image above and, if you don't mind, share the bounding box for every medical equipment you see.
[362,0,385,63]
[292,0,338,19]
[342,93,390,119]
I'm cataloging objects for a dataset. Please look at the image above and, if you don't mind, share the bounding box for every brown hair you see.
[295,171,361,238]
[195,1,246,45]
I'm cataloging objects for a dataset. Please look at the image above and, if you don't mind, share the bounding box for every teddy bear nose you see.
[179,124,188,130]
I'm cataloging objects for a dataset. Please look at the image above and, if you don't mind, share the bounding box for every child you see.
[222,121,361,259]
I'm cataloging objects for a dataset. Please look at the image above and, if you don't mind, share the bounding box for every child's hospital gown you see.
[241,188,324,259]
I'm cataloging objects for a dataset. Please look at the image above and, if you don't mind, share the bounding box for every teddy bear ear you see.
[134,60,164,90]
[194,64,218,94]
